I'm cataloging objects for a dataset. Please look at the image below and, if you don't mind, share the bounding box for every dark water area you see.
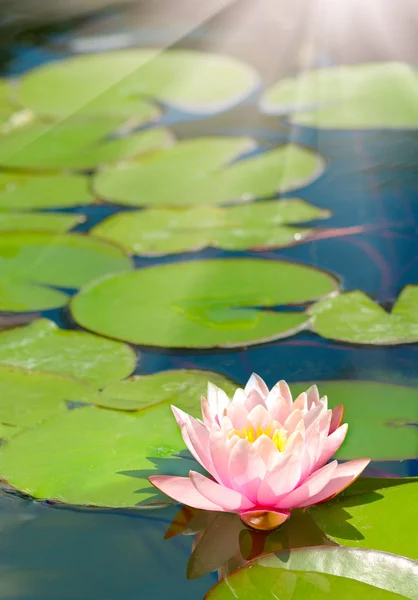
[0,1,417,597]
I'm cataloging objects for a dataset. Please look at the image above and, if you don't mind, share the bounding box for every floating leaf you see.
[91,199,329,255]
[0,422,21,440]
[207,547,418,600]
[98,369,237,411]
[290,380,417,460]
[310,287,418,345]
[0,173,93,211]
[0,368,235,507]
[261,62,418,129]
[0,120,173,171]
[0,231,132,311]
[0,80,15,126]
[0,212,84,232]
[18,50,259,119]
[71,259,338,348]
[311,479,418,561]
[0,365,98,428]
[94,139,324,207]
[0,319,136,387]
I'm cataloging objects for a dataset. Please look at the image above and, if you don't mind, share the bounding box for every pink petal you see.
[227,402,249,430]
[240,508,290,531]
[278,380,292,406]
[306,385,320,409]
[244,390,266,413]
[228,439,266,503]
[257,453,302,505]
[265,392,291,423]
[298,458,370,507]
[247,404,271,431]
[149,475,224,511]
[207,382,229,420]
[209,428,231,486]
[293,392,307,411]
[252,434,279,469]
[171,405,188,428]
[314,423,348,470]
[181,414,216,477]
[329,404,344,434]
[284,409,303,433]
[201,395,212,427]
[276,460,338,509]
[245,373,269,398]
[190,470,254,511]
[303,403,326,430]
[233,388,246,403]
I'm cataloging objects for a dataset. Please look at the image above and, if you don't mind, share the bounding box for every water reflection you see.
[166,506,337,580]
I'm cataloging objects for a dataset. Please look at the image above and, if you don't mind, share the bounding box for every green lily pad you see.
[0,173,93,211]
[261,62,418,129]
[18,50,259,119]
[98,369,237,411]
[71,258,338,348]
[91,199,330,255]
[0,319,136,387]
[0,80,15,126]
[0,212,84,232]
[94,139,324,207]
[207,546,418,600]
[0,231,132,312]
[310,287,418,345]
[311,480,418,561]
[290,380,417,460]
[0,422,21,440]
[0,364,98,428]
[0,120,173,171]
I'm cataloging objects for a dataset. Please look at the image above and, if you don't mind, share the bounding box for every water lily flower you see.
[149,374,370,530]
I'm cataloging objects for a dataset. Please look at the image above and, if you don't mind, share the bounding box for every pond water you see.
[0,1,417,598]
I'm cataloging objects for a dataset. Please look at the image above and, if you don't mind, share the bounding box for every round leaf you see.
[290,380,417,460]
[310,287,418,345]
[98,369,237,411]
[71,258,338,348]
[207,547,418,599]
[91,199,330,255]
[261,62,418,129]
[0,319,136,387]
[311,480,418,561]
[0,120,173,170]
[0,231,132,312]
[0,212,84,232]
[0,365,98,428]
[18,50,259,118]
[94,139,324,207]
[0,173,93,211]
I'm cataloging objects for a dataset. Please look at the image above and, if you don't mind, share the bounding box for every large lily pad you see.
[0,173,93,211]
[0,364,98,428]
[98,369,237,411]
[91,199,330,255]
[18,49,259,119]
[207,547,418,599]
[311,479,418,561]
[0,80,15,126]
[0,231,132,312]
[260,62,418,129]
[0,120,173,171]
[310,287,418,345]
[290,380,417,461]
[0,319,136,387]
[71,259,338,348]
[0,212,84,232]
[0,368,235,507]
[94,139,324,207]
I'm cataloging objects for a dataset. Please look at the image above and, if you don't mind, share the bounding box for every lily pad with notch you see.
[70,258,339,348]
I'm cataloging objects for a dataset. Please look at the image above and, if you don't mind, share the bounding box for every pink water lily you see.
[149,374,370,530]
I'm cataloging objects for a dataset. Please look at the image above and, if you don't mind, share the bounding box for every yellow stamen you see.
[232,424,287,451]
